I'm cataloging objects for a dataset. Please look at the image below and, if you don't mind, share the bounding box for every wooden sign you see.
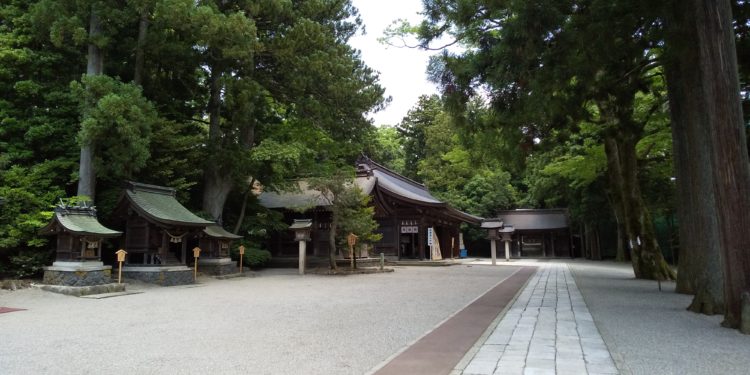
[347,233,358,247]
[401,226,418,234]
[347,233,358,269]
[192,247,201,281]
[115,249,127,284]
[238,245,245,274]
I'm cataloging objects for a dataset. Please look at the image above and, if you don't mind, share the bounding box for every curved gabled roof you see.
[371,169,443,206]
[203,224,242,240]
[257,157,485,225]
[120,181,213,227]
[39,207,122,237]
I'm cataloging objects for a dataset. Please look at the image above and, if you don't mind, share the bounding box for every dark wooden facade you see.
[260,158,480,260]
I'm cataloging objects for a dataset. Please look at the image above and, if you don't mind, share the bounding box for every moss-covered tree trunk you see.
[603,129,675,281]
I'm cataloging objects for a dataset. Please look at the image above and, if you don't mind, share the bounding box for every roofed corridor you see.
[462,263,618,375]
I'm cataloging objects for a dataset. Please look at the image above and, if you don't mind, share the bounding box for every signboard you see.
[427,227,434,246]
[430,228,442,260]
[401,226,419,234]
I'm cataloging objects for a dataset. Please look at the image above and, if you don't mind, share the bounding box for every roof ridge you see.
[125,181,176,196]
[358,156,427,190]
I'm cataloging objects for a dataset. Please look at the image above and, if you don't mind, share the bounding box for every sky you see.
[348,0,440,126]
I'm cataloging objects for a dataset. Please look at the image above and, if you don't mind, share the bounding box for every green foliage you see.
[71,74,156,181]
[0,162,65,263]
[334,187,382,247]
[309,169,382,253]
[397,95,442,181]
[367,126,406,174]
[230,242,272,269]
[9,251,52,278]
[395,97,519,218]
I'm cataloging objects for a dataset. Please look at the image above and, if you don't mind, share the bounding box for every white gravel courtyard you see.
[0,265,521,375]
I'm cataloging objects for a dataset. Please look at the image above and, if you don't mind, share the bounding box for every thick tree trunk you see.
[233,178,255,234]
[133,10,149,86]
[77,10,103,201]
[691,0,750,329]
[663,0,727,315]
[608,190,628,262]
[202,66,229,221]
[203,173,232,223]
[603,132,675,280]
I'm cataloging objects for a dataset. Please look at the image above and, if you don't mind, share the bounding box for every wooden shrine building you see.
[495,209,572,258]
[112,181,214,285]
[39,205,122,286]
[197,224,242,275]
[259,157,481,260]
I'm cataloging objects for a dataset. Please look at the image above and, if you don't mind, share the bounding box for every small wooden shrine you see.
[112,181,213,285]
[197,225,242,275]
[39,204,122,286]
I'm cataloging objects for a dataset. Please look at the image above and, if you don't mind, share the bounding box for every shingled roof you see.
[119,181,213,227]
[39,206,122,237]
[258,157,482,225]
[203,224,242,240]
[496,209,569,230]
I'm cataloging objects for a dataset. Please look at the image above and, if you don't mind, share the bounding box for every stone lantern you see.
[289,219,312,275]
[480,219,504,265]
[499,225,515,262]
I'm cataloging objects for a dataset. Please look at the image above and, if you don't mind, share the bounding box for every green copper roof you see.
[39,207,122,237]
[203,225,242,240]
[124,181,213,227]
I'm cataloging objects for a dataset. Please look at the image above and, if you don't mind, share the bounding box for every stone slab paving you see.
[462,263,618,375]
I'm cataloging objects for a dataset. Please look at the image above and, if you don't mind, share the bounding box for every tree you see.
[408,0,674,280]
[367,126,406,174]
[663,0,750,329]
[310,170,381,271]
[396,94,442,181]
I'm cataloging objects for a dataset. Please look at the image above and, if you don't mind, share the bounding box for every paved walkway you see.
[462,263,618,375]
[374,267,536,375]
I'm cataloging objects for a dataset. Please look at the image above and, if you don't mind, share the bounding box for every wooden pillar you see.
[418,217,425,260]
[161,231,168,264]
[181,237,187,265]
[551,233,556,257]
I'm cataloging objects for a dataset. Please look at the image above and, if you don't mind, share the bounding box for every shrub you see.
[9,251,52,278]
[230,243,272,269]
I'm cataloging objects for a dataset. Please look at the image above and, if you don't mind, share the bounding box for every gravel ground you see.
[568,260,750,375]
[0,265,520,375]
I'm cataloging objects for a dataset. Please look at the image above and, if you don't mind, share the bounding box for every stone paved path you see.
[462,263,619,375]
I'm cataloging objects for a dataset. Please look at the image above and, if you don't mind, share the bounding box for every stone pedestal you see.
[197,257,238,276]
[121,265,194,286]
[43,261,113,287]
